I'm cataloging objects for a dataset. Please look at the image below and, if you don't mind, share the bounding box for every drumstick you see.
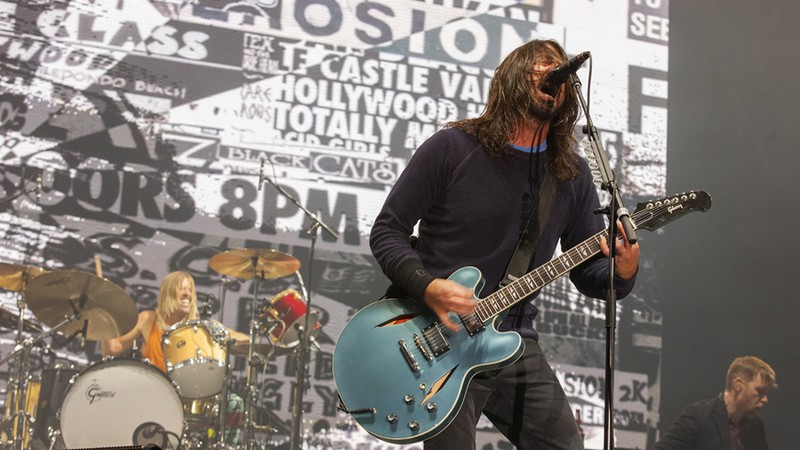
[94,255,103,279]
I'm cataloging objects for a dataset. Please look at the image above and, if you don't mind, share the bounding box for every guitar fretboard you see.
[467,190,709,323]
[474,233,605,322]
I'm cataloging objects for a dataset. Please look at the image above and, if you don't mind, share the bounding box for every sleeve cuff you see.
[394,257,436,302]
[614,267,638,298]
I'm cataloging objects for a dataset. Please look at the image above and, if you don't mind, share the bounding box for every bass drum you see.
[58,358,184,449]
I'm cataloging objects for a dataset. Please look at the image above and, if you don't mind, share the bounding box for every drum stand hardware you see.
[4,268,138,450]
[0,265,45,450]
[0,303,82,450]
[241,264,275,450]
[208,248,303,450]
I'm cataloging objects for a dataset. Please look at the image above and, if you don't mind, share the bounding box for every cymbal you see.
[25,270,137,341]
[0,306,41,333]
[0,262,47,292]
[228,340,294,357]
[208,248,300,280]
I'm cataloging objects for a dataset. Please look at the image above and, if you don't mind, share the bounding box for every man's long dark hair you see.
[447,39,582,180]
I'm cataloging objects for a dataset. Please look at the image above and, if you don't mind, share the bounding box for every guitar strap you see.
[383,161,556,302]
[500,167,555,288]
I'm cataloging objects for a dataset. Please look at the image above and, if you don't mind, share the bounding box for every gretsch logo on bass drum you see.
[85,379,116,404]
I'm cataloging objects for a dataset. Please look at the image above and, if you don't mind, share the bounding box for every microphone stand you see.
[260,174,338,450]
[568,72,637,450]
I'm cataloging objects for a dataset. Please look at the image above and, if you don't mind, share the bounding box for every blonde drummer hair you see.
[155,270,199,331]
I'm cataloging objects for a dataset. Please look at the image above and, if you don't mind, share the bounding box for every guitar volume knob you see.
[386,413,398,424]
[409,420,420,430]
[403,394,415,404]
[425,402,438,412]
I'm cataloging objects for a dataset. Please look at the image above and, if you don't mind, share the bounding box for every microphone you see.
[257,158,265,191]
[309,335,322,352]
[132,421,168,448]
[201,294,214,319]
[540,51,591,96]
[79,319,88,350]
[35,172,42,202]
[221,277,240,289]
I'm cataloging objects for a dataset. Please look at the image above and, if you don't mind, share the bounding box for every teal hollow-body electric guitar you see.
[333,191,712,444]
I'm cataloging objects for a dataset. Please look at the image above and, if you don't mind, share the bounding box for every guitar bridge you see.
[413,334,432,361]
[398,339,420,372]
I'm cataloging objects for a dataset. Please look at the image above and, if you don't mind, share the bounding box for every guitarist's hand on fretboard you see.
[600,221,640,280]
[424,278,475,332]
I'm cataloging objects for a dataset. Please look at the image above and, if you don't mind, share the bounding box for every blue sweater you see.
[370,127,636,339]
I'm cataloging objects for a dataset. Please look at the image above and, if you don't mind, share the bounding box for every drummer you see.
[100,270,249,369]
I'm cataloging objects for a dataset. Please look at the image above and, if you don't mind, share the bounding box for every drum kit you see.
[0,248,320,450]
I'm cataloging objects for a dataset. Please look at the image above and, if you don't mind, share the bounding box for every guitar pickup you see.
[459,312,485,337]
[422,323,450,357]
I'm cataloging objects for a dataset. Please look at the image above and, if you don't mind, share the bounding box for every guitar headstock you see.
[632,191,712,232]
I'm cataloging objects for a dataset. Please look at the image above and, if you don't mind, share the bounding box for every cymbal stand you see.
[212,340,233,449]
[1,304,81,450]
[214,279,248,449]
[289,268,312,450]
[0,305,82,367]
[2,270,35,450]
[242,263,266,450]
[215,279,231,448]
[0,167,40,207]
[0,170,45,449]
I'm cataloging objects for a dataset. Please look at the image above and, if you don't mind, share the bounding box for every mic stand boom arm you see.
[568,72,635,450]
[261,175,338,450]
[0,169,41,205]
[261,175,339,241]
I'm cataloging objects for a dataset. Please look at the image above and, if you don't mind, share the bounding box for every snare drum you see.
[58,358,184,449]
[162,320,229,398]
[182,395,219,432]
[258,289,321,349]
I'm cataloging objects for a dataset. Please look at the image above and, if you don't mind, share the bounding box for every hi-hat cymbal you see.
[0,262,47,292]
[25,270,137,341]
[208,248,300,280]
[0,306,41,333]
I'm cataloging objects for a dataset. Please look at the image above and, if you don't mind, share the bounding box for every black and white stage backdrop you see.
[0,1,671,448]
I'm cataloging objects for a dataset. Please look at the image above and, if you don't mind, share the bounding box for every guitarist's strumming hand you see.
[600,221,640,280]
[423,278,476,332]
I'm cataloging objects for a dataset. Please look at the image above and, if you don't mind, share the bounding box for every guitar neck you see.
[475,229,608,322]
[471,190,712,322]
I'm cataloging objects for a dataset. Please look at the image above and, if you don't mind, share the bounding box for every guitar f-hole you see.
[420,366,458,406]
[376,312,422,327]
